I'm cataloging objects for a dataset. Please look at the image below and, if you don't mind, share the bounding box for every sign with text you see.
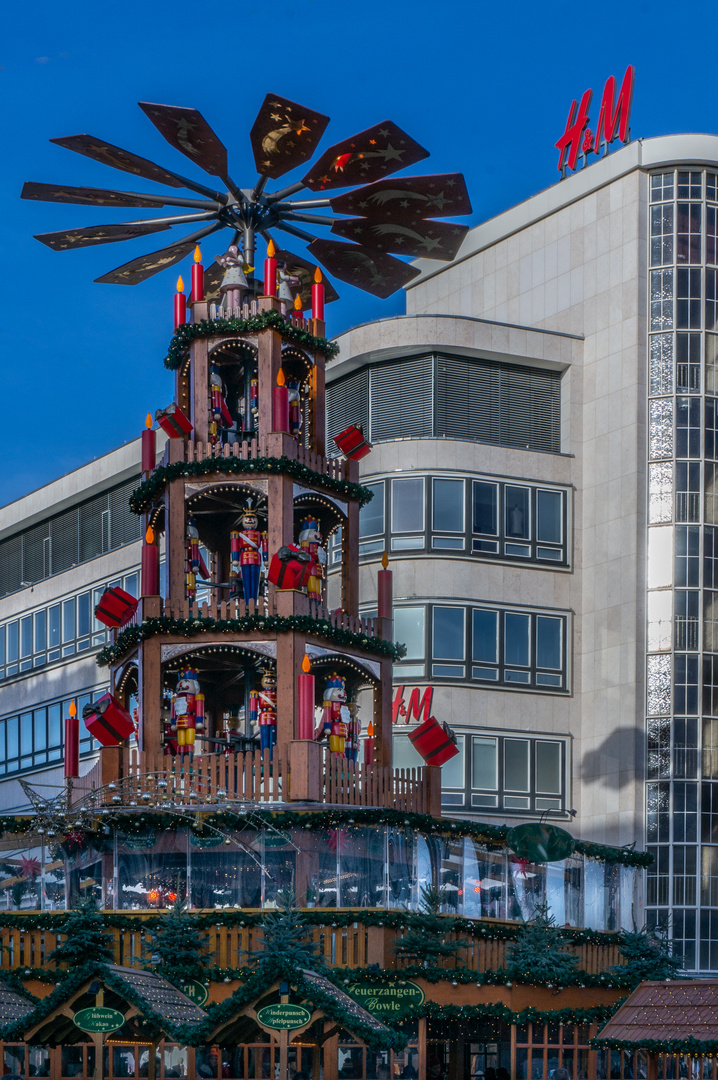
[256,1004,311,1031]
[348,979,425,1015]
[73,1007,125,1034]
[181,980,209,1007]
[555,65,635,175]
[392,684,434,725]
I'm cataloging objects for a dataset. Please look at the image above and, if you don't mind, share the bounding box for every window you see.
[0,687,106,776]
[359,481,384,555]
[473,480,567,564]
[469,732,567,813]
[432,607,465,677]
[390,477,424,550]
[393,607,426,679]
[431,478,464,549]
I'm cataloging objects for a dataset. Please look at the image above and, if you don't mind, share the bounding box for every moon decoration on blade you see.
[23,96,473,300]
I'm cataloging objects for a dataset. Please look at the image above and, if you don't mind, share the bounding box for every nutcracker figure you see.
[277,262,302,312]
[298,516,326,603]
[250,670,277,759]
[317,673,347,755]
[186,515,209,601]
[161,693,177,756]
[210,363,233,441]
[171,667,205,762]
[250,377,258,428]
[235,507,267,604]
[287,377,302,437]
[344,701,361,762]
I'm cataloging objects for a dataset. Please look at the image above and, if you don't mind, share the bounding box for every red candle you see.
[293,293,303,323]
[141,413,156,474]
[312,267,325,321]
[65,701,79,779]
[364,720,375,766]
[191,245,204,302]
[377,551,393,618]
[174,275,186,328]
[273,370,289,433]
[264,239,277,298]
[298,654,315,739]
[141,525,160,596]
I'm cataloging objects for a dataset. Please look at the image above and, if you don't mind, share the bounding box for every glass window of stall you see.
[508,858,546,921]
[339,826,386,908]
[463,839,508,921]
[415,833,440,907]
[262,832,297,909]
[387,828,414,909]
[117,828,188,909]
[188,832,261,909]
[439,837,463,914]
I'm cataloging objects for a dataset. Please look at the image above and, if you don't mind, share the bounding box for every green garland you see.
[164,311,339,371]
[97,612,403,667]
[129,454,374,515]
[593,1036,718,1054]
[0,806,651,869]
[407,1000,622,1028]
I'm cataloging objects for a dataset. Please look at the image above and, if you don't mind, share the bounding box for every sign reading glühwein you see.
[555,65,635,175]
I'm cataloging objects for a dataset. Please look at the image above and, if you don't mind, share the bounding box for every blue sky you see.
[2,0,718,506]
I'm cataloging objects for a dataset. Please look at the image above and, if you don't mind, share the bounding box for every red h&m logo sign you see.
[393,685,434,725]
[555,65,635,176]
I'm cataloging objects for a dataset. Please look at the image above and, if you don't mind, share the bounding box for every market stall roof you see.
[15,963,207,1046]
[0,980,36,1026]
[207,968,403,1051]
[596,980,718,1050]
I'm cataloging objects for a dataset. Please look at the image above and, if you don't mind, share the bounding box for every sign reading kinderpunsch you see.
[348,980,425,1015]
[256,1004,311,1031]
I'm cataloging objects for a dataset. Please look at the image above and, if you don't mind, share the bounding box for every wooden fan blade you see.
[331,218,469,261]
[138,102,228,177]
[249,93,329,180]
[302,121,429,192]
[273,248,340,307]
[95,223,223,285]
[21,181,220,210]
[307,238,420,299]
[34,221,172,251]
[50,134,187,187]
[329,173,472,220]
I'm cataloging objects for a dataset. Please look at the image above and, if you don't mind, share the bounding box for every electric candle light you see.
[191,245,204,302]
[141,413,156,474]
[273,369,289,433]
[174,275,186,328]
[298,655,315,739]
[264,239,277,298]
[377,551,393,619]
[293,293,303,323]
[141,525,160,596]
[312,267,325,321]
[364,720,375,765]
[64,701,79,779]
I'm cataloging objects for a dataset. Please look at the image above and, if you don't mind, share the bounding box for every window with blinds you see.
[0,478,141,598]
[327,354,561,453]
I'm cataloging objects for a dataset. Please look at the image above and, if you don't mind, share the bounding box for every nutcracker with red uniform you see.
[287,377,302,437]
[317,673,347,754]
[344,700,362,763]
[234,505,267,604]
[298,516,326,603]
[249,669,277,759]
[210,363,233,443]
[171,667,205,762]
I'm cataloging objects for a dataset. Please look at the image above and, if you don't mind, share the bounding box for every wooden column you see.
[257,304,283,441]
[373,656,393,769]
[190,337,210,444]
[275,630,303,751]
[165,441,186,604]
[311,353,326,456]
[418,1018,427,1080]
[267,474,294,560]
[341,498,360,616]
[138,621,163,757]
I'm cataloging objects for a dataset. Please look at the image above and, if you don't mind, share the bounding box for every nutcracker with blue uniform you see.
[171,667,205,763]
[316,673,348,755]
[231,506,267,603]
[250,669,277,758]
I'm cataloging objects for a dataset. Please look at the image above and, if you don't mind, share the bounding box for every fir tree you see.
[146,900,208,985]
[48,896,114,969]
[394,886,467,966]
[249,890,323,979]
[612,923,682,984]
[504,901,578,986]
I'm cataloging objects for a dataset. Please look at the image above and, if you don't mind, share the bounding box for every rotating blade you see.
[331,217,468,261]
[21,181,219,210]
[274,248,340,308]
[35,221,172,251]
[50,134,187,188]
[138,102,228,177]
[201,260,225,303]
[329,173,472,220]
[308,238,419,299]
[249,93,329,180]
[303,121,429,192]
[95,224,222,285]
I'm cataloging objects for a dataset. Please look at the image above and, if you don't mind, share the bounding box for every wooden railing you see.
[186,436,348,484]
[160,594,377,640]
[0,917,622,976]
[73,749,425,812]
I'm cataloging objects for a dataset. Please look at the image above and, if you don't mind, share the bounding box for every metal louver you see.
[326,369,369,457]
[369,356,434,442]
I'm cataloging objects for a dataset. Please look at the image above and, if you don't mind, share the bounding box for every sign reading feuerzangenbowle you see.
[348,980,425,1014]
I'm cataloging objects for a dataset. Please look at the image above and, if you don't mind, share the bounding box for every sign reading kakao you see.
[256,1004,312,1031]
[555,65,635,176]
[73,1007,126,1034]
[348,980,425,1015]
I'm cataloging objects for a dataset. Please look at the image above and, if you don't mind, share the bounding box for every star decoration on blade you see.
[23,94,473,299]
